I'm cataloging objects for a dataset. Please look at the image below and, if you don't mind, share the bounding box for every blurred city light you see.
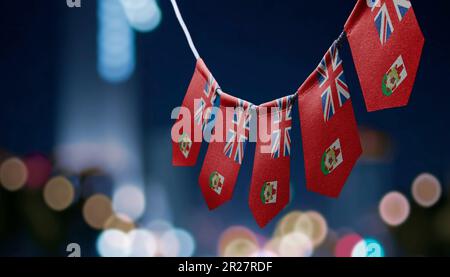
[251,250,278,257]
[412,173,442,208]
[292,213,314,239]
[273,211,303,238]
[279,232,314,257]
[58,0,147,230]
[272,210,328,250]
[359,127,392,162]
[104,213,135,232]
[56,143,128,176]
[158,228,180,257]
[263,237,282,256]
[82,194,114,230]
[113,184,146,221]
[303,211,328,248]
[218,226,258,257]
[120,0,162,32]
[128,229,158,257]
[334,233,363,257]
[98,0,135,83]
[23,153,52,189]
[43,176,75,211]
[147,219,173,235]
[97,229,131,257]
[222,238,259,257]
[379,191,410,226]
[160,228,196,257]
[0,157,28,191]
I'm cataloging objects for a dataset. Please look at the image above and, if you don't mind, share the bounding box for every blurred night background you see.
[0,0,449,257]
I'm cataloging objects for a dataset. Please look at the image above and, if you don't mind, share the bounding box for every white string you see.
[170,0,200,60]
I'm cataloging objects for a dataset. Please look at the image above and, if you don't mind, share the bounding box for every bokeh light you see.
[0,157,28,191]
[222,238,259,257]
[158,228,180,257]
[23,153,52,189]
[97,229,131,257]
[379,191,410,226]
[112,185,146,221]
[159,228,196,257]
[82,194,113,230]
[303,211,328,247]
[218,226,258,257]
[120,0,162,32]
[147,219,173,235]
[263,237,282,256]
[412,173,442,208]
[251,249,278,257]
[334,233,363,257]
[273,210,328,249]
[174,229,196,257]
[97,0,135,83]
[56,143,128,176]
[359,127,392,161]
[104,213,135,232]
[128,229,158,257]
[279,232,313,257]
[43,176,75,211]
[274,210,303,238]
[293,213,314,239]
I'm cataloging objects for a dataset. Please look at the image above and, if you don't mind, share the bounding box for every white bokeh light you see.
[279,232,314,257]
[128,229,158,257]
[97,229,131,257]
[98,0,135,83]
[159,228,180,257]
[113,185,146,221]
[120,0,162,32]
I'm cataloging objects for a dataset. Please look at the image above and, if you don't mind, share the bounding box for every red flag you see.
[172,59,219,166]
[249,96,294,227]
[344,0,424,111]
[298,42,362,197]
[198,93,253,209]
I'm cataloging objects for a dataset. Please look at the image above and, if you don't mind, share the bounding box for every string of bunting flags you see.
[170,0,424,227]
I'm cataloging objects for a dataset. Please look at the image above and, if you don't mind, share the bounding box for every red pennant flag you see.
[172,59,219,166]
[198,93,253,209]
[298,42,362,197]
[249,96,294,227]
[344,0,424,111]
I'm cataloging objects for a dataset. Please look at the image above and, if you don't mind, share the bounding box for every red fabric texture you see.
[298,44,362,197]
[249,96,293,227]
[344,0,424,111]
[172,59,218,166]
